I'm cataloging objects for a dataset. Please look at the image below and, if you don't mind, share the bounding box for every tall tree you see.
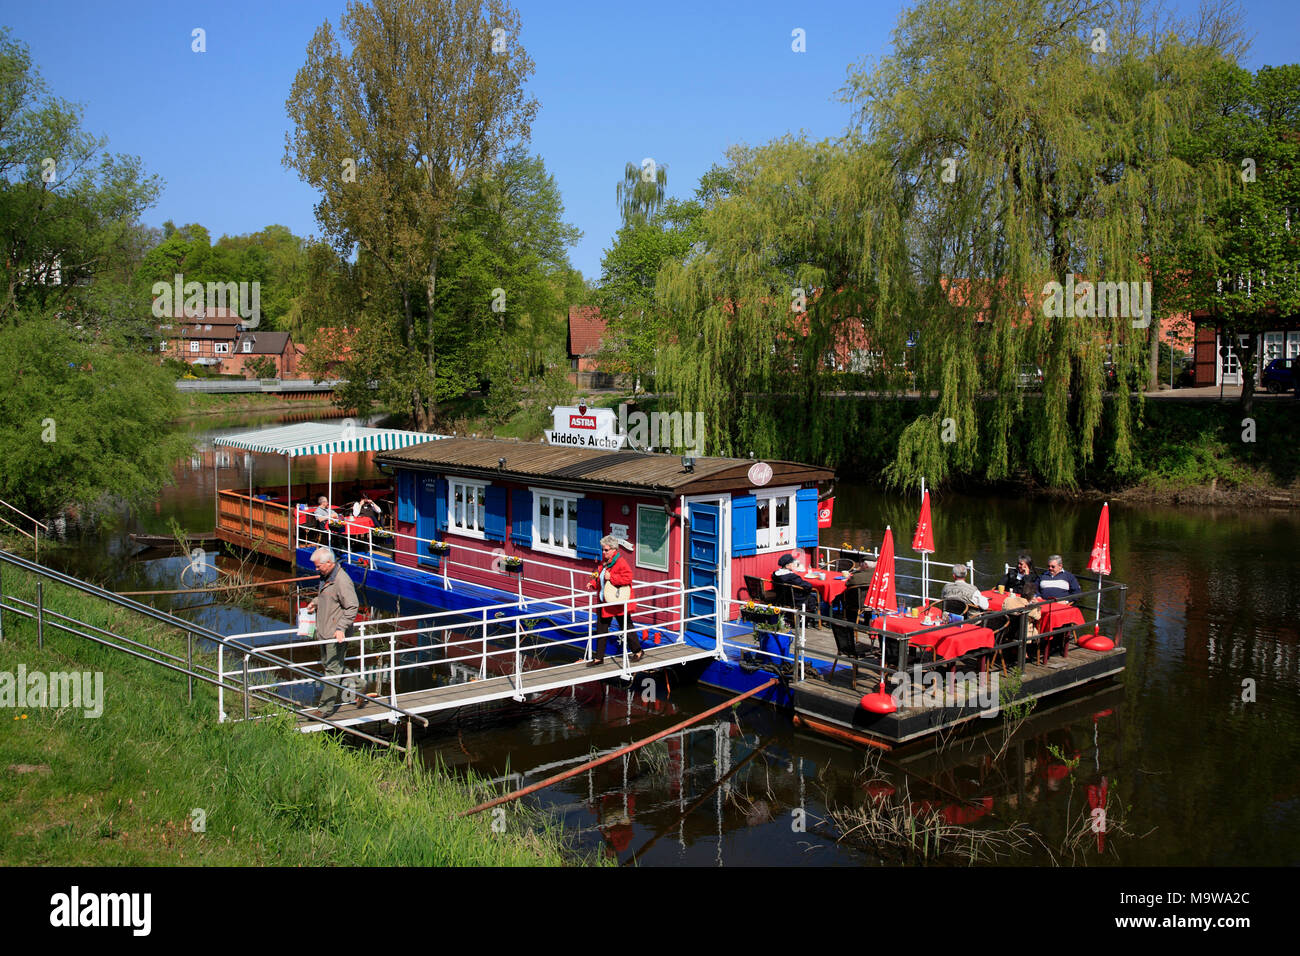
[0,29,160,328]
[598,197,702,392]
[841,0,1241,488]
[284,0,538,430]
[1156,63,1300,415]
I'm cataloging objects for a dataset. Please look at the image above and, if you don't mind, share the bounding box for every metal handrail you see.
[0,550,430,741]
[0,498,48,560]
[221,582,722,713]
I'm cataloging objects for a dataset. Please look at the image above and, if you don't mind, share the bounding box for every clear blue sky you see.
[5,0,1297,281]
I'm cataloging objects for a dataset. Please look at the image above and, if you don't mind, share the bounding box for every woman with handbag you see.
[586,534,643,666]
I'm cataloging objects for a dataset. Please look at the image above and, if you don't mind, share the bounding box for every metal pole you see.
[187,632,194,702]
[389,633,397,710]
[0,562,5,643]
[480,608,488,680]
[218,645,224,721]
[242,654,250,721]
[36,579,44,650]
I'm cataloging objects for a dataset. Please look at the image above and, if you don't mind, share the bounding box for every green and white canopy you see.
[214,422,444,458]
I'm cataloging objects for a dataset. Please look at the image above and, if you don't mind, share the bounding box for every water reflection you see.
[19,414,1300,866]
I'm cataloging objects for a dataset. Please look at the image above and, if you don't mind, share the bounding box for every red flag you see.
[864,526,897,613]
[911,490,935,553]
[817,497,835,528]
[1088,502,1111,576]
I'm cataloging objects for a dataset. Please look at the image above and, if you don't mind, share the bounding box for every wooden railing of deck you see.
[217,490,293,559]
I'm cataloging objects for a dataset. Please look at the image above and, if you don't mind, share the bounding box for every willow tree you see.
[844,0,1241,489]
[656,136,907,462]
[284,0,537,429]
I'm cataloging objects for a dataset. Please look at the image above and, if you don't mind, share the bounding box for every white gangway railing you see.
[295,514,686,633]
[218,582,724,728]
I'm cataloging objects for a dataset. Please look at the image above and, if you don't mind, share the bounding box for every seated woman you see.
[998,552,1039,595]
[351,493,384,527]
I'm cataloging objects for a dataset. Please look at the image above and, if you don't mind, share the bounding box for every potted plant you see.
[427,539,451,555]
[503,555,524,573]
[739,601,781,627]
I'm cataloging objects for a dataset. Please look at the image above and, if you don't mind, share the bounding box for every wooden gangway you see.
[219,586,723,734]
[293,641,711,732]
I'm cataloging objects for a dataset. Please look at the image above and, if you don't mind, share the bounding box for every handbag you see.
[603,581,631,603]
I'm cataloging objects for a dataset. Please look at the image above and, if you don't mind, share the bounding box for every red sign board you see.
[818,497,834,528]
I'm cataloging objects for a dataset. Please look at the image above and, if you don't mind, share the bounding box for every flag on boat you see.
[1088,502,1111,576]
[864,526,897,613]
[911,489,934,553]
[817,497,835,528]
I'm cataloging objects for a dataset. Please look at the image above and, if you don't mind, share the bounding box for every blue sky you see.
[5,0,1297,281]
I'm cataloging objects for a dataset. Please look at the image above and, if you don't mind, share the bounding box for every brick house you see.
[1191,310,1300,386]
[157,307,297,377]
[567,305,612,388]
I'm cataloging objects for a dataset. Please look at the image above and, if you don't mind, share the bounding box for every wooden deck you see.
[791,641,1127,747]
[296,641,712,732]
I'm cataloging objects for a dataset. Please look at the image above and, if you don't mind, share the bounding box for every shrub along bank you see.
[0,564,583,866]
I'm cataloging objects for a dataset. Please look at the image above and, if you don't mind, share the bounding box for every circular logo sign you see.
[747,462,773,486]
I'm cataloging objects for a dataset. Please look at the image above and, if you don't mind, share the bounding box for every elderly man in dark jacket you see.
[306,547,358,716]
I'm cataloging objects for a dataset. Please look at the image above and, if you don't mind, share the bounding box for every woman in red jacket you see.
[586,535,643,666]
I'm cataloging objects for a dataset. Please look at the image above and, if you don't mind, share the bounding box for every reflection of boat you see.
[129,532,218,548]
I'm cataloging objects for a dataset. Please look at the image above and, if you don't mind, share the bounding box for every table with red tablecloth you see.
[981,590,1085,633]
[329,515,377,537]
[798,570,848,605]
[869,612,995,660]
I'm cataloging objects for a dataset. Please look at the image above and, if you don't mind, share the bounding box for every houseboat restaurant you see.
[212,424,1128,748]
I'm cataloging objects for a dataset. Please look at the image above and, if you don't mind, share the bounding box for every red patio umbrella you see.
[860,526,898,714]
[1082,502,1115,651]
[912,484,936,603]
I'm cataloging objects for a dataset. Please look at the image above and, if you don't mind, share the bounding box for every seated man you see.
[845,559,876,591]
[772,553,818,615]
[312,495,338,543]
[1036,554,1082,603]
[939,564,989,615]
[998,552,1038,595]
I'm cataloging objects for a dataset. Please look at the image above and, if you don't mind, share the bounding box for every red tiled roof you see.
[568,306,607,357]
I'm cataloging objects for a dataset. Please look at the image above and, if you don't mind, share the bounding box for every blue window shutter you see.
[576,498,603,560]
[732,495,757,557]
[397,471,415,523]
[795,488,819,548]
[511,489,532,546]
[484,485,507,542]
[434,478,448,534]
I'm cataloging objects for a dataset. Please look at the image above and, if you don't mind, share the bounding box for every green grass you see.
[0,564,588,866]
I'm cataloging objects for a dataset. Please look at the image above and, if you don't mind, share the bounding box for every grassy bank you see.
[178,391,342,418]
[0,563,584,866]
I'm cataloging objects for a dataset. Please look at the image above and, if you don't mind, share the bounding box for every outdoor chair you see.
[827,617,873,691]
[742,574,775,605]
[830,558,856,572]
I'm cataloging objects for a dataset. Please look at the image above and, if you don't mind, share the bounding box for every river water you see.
[30,409,1300,866]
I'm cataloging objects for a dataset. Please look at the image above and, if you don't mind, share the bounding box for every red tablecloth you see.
[980,590,1085,633]
[870,613,995,660]
[798,570,848,604]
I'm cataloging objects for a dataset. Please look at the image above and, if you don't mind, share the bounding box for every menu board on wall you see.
[636,505,670,571]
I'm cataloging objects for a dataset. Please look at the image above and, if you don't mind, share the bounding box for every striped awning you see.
[213,422,446,458]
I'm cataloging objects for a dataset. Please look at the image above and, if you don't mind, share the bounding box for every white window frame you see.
[189,340,200,353]
[1286,331,1300,359]
[1263,331,1284,362]
[530,487,581,558]
[159,340,169,351]
[447,479,488,539]
[215,343,229,354]
[754,485,797,553]
[242,340,253,353]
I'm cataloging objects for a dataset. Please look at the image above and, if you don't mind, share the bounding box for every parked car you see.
[1262,357,1296,393]
[1017,365,1043,389]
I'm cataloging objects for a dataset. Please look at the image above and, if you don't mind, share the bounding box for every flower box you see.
[427,541,451,555]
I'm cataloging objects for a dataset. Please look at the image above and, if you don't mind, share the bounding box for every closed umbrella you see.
[1082,502,1114,651]
[860,526,898,714]
[911,481,935,603]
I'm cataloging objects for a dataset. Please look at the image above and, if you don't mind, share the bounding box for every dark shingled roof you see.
[376,436,834,497]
